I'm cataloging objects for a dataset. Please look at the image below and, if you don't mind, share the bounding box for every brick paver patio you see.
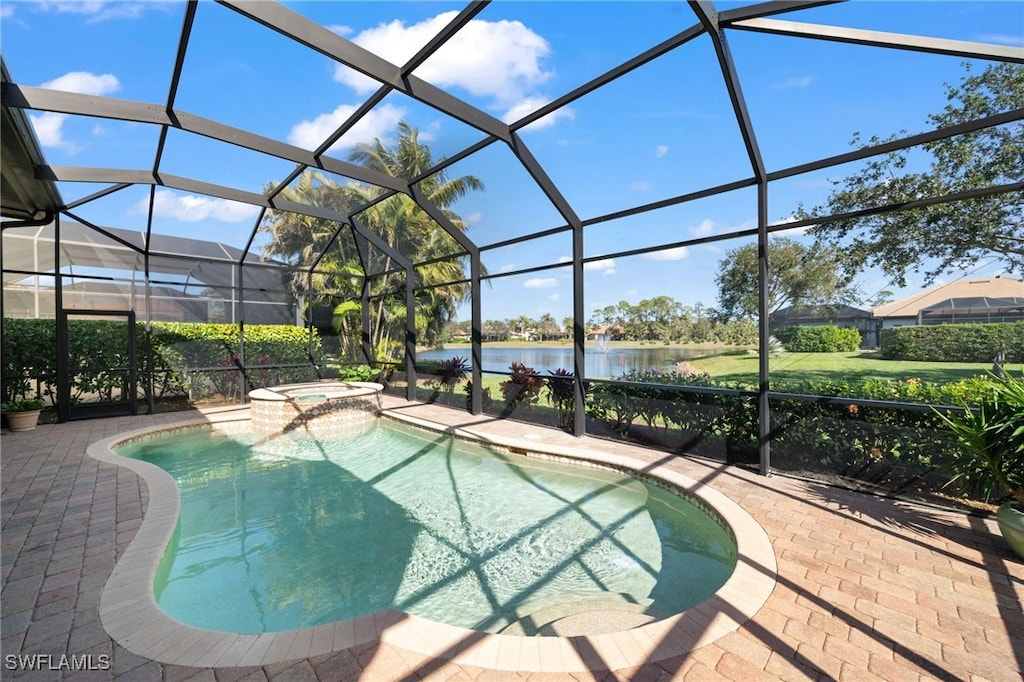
[2,400,1022,681]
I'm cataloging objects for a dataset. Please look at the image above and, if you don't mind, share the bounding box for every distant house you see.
[769,277,1024,350]
[586,325,625,341]
[771,305,876,348]
[872,277,1024,328]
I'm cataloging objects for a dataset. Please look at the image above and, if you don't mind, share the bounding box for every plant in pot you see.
[1,398,46,432]
[935,372,1024,560]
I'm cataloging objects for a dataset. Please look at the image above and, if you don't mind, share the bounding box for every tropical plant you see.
[934,372,1024,506]
[463,380,494,412]
[430,356,469,392]
[346,122,484,353]
[339,364,379,382]
[544,368,588,430]
[1,398,45,413]
[259,122,484,361]
[500,363,544,410]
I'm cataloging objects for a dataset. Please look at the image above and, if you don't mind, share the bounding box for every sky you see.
[1,0,1022,324]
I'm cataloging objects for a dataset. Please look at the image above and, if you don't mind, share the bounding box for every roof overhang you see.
[1,58,62,222]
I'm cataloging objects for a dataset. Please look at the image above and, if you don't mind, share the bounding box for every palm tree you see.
[347,121,484,353]
[259,123,484,361]
[260,170,365,358]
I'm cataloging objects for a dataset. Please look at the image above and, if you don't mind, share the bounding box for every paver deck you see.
[2,398,1022,681]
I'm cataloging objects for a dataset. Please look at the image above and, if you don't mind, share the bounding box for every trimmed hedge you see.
[881,322,1024,362]
[773,325,862,352]
[1,318,325,404]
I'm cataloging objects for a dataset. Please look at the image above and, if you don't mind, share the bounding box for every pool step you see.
[500,598,656,637]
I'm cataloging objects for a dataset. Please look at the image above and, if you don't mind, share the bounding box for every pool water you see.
[119,420,736,635]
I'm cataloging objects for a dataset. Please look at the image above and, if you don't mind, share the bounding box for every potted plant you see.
[935,372,1024,560]
[1,398,46,432]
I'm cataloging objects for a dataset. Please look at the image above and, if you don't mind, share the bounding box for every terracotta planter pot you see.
[997,501,1024,561]
[5,410,40,431]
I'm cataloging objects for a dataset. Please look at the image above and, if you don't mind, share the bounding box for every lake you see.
[416,346,716,379]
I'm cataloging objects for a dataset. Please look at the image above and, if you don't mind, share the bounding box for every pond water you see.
[417,346,717,378]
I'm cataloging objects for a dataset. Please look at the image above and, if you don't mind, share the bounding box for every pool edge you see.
[89,408,777,673]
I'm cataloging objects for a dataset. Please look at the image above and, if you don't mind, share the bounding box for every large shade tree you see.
[260,122,483,360]
[802,62,1024,287]
[715,237,855,321]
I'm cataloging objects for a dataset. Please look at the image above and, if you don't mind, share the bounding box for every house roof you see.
[2,221,290,298]
[773,305,873,322]
[872,277,1024,318]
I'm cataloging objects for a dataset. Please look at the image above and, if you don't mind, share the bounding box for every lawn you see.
[688,349,1008,387]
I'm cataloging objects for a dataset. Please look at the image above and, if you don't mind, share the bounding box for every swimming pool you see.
[118,419,736,636]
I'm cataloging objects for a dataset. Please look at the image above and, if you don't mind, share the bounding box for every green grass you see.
[688,350,1011,387]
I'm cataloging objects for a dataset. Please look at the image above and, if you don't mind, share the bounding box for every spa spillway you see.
[248,381,383,432]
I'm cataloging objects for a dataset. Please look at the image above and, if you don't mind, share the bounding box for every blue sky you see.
[2,0,1022,324]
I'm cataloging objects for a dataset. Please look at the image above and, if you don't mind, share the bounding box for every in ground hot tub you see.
[248,381,383,432]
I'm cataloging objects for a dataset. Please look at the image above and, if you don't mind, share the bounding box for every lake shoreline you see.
[419,341,751,352]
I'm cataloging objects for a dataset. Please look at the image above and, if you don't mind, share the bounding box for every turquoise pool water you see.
[119,420,736,635]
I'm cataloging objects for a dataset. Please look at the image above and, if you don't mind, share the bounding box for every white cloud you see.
[30,71,121,151]
[38,1,166,22]
[628,180,653,192]
[774,214,812,235]
[547,293,560,301]
[498,263,517,273]
[523,277,558,288]
[1,5,15,19]
[642,246,690,261]
[977,33,1024,47]
[771,76,812,90]
[334,12,562,127]
[502,96,574,129]
[30,113,72,149]
[584,259,616,276]
[287,102,405,151]
[138,189,260,223]
[557,256,572,264]
[655,145,669,158]
[690,218,716,237]
[689,218,755,237]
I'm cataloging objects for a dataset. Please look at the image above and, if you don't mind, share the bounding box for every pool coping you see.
[87,408,777,672]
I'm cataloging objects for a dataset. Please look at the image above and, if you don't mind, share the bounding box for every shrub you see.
[1,398,45,412]
[463,380,494,412]
[1,318,323,405]
[430,356,469,392]
[773,325,862,352]
[500,363,544,409]
[339,364,378,382]
[544,368,589,431]
[881,322,1024,362]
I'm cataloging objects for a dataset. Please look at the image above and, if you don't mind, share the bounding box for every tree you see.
[536,313,559,340]
[346,122,484,352]
[803,62,1024,287]
[262,122,484,359]
[715,237,854,320]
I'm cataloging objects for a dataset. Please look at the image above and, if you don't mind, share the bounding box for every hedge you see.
[1,318,325,404]
[585,369,1002,504]
[880,321,1024,362]
[773,325,862,352]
